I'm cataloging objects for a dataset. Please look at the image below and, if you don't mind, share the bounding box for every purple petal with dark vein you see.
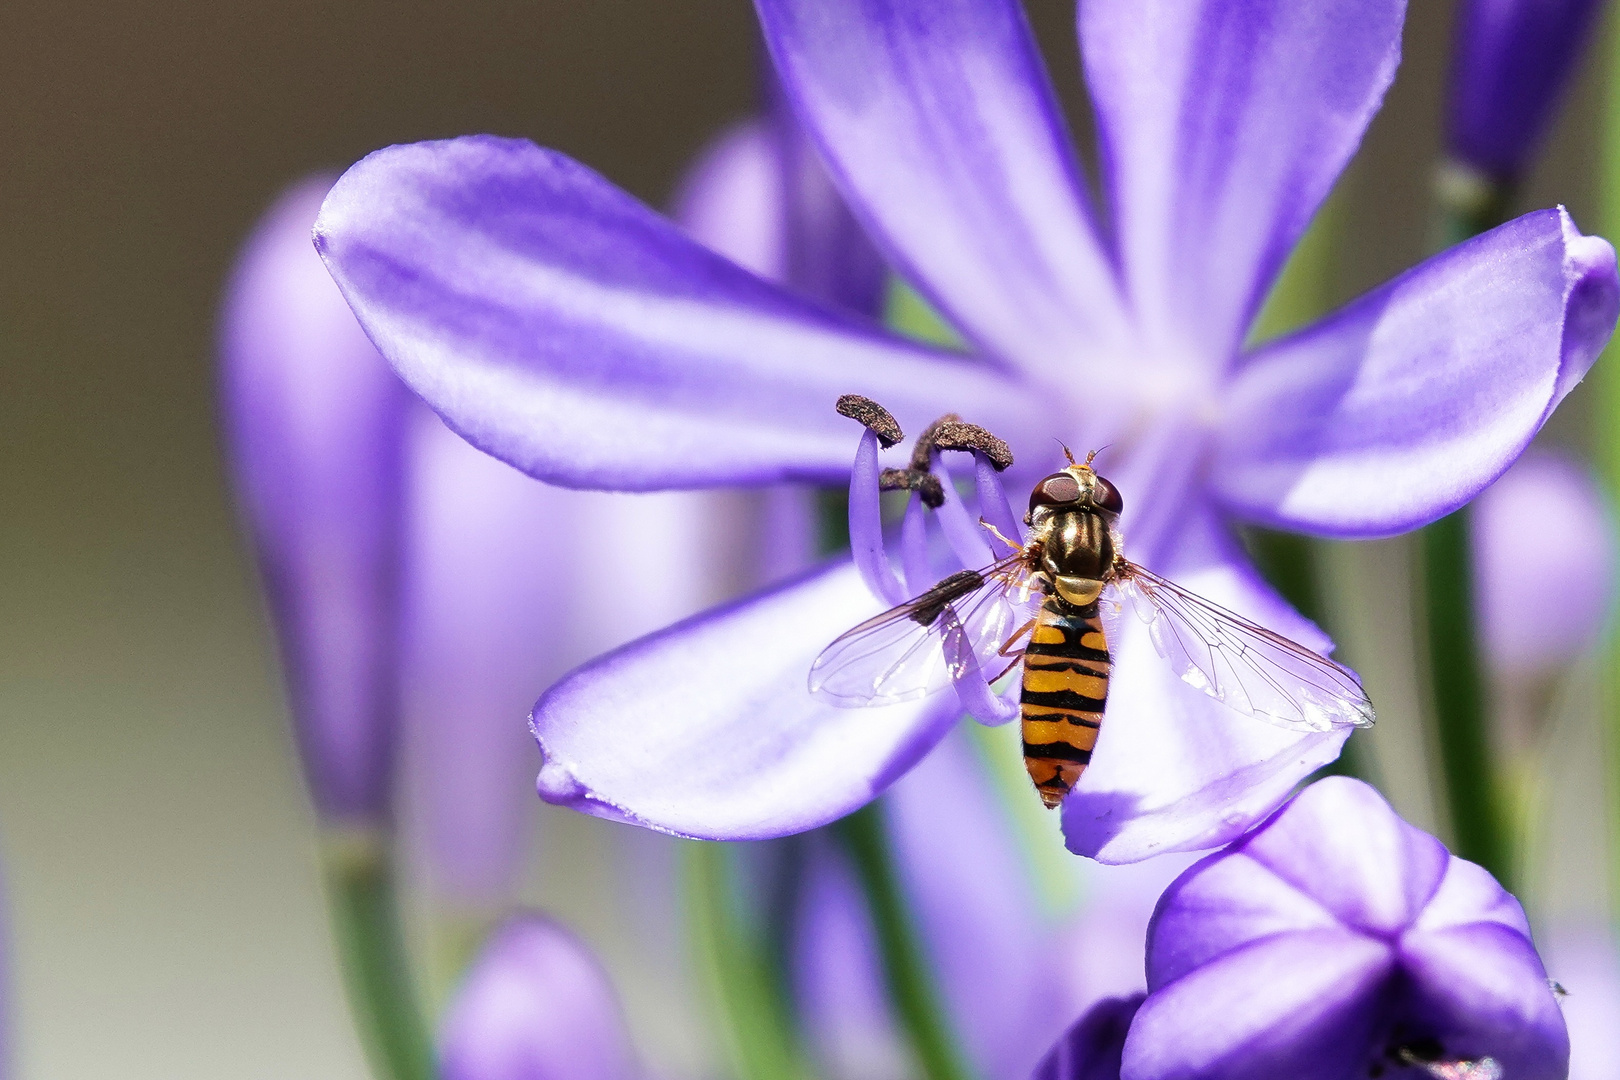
[756,0,1132,377]
[1033,995,1143,1080]
[1215,207,1619,537]
[1448,0,1605,180]
[1398,922,1569,1079]
[1081,0,1404,366]
[1121,929,1392,1080]
[1060,505,1349,863]
[316,136,1044,491]
[439,914,638,1080]
[220,176,411,824]
[530,561,961,840]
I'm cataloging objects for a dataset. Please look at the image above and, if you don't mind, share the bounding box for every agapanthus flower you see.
[222,176,411,826]
[1114,777,1567,1079]
[314,0,1619,861]
[438,913,639,1080]
[1447,0,1605,184]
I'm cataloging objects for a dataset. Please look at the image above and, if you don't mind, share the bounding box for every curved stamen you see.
[930,450,994,568]
[940,605,1019,725]
[973,450,1023,556]
[900,493,932,596]
[848,428,906,606]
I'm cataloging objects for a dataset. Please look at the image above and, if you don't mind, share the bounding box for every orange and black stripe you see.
[1021,592,1110,809]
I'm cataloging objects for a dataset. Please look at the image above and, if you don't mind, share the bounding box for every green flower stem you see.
[1420,166,1515,888]
[1417,511,1512,887]
[832,802,977,1080]
[683,842,813,1080]
[320,829,436,1080]
[1597,7,1620,918]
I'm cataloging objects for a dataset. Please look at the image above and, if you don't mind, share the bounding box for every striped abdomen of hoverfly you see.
[1020,592,1110,809]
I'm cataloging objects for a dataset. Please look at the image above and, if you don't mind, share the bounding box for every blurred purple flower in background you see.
[439,914,640,1080]
[222,176,411,827]
[1447,0,1606,183]
[1473,448,1615,685]
[1118,777,1567,1079]
[315,0,1619,864]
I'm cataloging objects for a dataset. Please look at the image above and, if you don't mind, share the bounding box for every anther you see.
[880,467,945,508]
[910,414,962,471]
[931,421,1014,471]
[836,395,903,448]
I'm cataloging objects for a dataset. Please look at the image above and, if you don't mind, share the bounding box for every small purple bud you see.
[1123,777,1568,1080]
[1473,449,1615,683]
[220,177,410,825]
[1447,0,1605,181]
[439,915,638,1080]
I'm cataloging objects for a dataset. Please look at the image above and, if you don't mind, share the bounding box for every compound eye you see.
[1093,475,1124,514]
[1028,472,1082,513]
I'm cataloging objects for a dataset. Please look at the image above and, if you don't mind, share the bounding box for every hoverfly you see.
[810,441,1374,810]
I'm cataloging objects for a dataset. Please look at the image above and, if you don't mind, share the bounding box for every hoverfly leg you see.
[999,617,1036,656]
[979,518,1023,554]
[989,650,1026,685]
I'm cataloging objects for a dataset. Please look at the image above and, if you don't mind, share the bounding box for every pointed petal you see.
[1061,508,1350,863]
[315,136,1041,491]
[220,176,412,824]
[1081,0,1404,363]
[756,0,1130,374]
[1216,208,1620,536]
[530,562,960,840]
[439,914,638,1080]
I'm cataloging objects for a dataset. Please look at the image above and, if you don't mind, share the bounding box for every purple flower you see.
[1034,996,1143,1080]
[1118,777,1568,1079]
[314,0,1619,861]
[1448,0,1605,182]
[438,914,639,1080]
[222,176,411,825]
[1473,448,1615,684]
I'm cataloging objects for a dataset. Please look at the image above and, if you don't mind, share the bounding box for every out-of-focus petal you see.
[756,0,1131,376]
[1545,922,1620,1080]
[1060,507,1350,863]
[1448,0,1605,181]
[1474,449,1616,681]
[399,414,571,907]
[530,562,961,840]
[671,118,787,282]
[1122,929,1392,1080]
[1399,922,1569,1079]
[1080,0,1404,366]
[1216,208,1619,537]
[221,176,410,824]
[439,914,638,1080]
[316,136,1045,491]
[1033,995,1143,1080]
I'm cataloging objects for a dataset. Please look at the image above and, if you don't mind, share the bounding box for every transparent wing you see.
[1112,561,1374,733]
[810,555,1041,707]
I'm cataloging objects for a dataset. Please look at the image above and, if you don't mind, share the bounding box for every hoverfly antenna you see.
[1055,439,1077,466]
[1084,444,1113,467]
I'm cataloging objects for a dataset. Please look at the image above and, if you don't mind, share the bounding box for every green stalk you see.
[320,829,436,1080]
[682,842,813,1080]
[1597,6,1620,918]
[1419,166,1517,888]
[832,803,976,1080]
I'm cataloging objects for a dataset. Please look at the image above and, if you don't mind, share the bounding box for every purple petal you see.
[1033,995,1143,1080]
[1448,0,1605,180]
[530,562,960,840]
[1080,0,1404,364]
[315,136,1043,491]
[1474,449,1616,681]
[439,914,638,1080]
[1060,506,1349,863]
[756,0,1132,375]
[1052,857,1200,1020]
[220,176,411,824]
[1216,208,1620,536]
[1398,922,1569,1079]
[670,117,788,282]
[1121,929,1393,1080]
[398,415,571,907]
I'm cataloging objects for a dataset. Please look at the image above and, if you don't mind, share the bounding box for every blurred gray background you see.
[0,0,1606,1075]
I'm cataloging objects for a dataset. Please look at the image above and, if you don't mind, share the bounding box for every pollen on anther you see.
[880,467,946,508]
[835,394,903,448]
[930,421,1014,470]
